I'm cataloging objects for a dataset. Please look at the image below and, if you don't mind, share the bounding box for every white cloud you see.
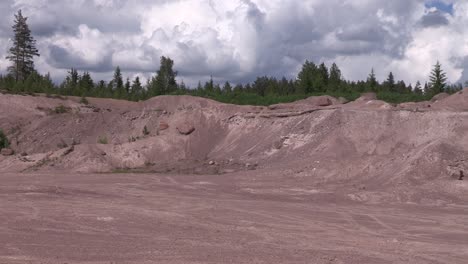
[0,0,466,86]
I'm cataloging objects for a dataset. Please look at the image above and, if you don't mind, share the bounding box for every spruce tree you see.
[384,72,395,92]
[112,66,124,98]
[6,10,40,82]
[223,81,232,94]
[131,76,143,101]
[79,71,94,96]
[366,68,378,91]
[124,77,131,95]
[429,61,447,95]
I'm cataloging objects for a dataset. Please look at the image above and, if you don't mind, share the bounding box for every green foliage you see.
[429,61,448,95]
[98,136,108,144]
[6,10,40,82]
[148,56,177,96]
[80,96,89,105]
[0,129,9,150]
[366,69,378,92]
[54,104,70,114]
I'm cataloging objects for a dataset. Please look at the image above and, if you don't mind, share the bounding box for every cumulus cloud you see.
[0,0,466,86]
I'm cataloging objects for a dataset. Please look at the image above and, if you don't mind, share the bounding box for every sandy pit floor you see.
[1,172,467,264]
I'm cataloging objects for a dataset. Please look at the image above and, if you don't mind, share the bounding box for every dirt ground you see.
[1,171,467,264]
[1,91,468,263]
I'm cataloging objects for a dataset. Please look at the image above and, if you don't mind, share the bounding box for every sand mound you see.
[432,88,468,111]
[0,92,467,202]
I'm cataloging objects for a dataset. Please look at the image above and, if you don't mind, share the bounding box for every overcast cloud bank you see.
[0,0,465,86]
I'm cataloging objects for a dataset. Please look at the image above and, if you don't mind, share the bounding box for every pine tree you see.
[424,82,429,95]
[124,77,131,95]
[429,61,447,95]
[79,71,94,96]
[414,81,423,95]
[6,10,40,82]
[96,80,107,98]
[328,63,342,91]
[112,66,125,98]
[366,68,378,91]
[297,60,317,94]
[204,76,214,94]
[61,68,79,95]
[384,72,395,92]
[149,56,177,96]
[318,63,329,89]
[223,81,232,94]
[131,76,143,101]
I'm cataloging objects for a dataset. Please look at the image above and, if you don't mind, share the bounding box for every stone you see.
[1,148,14,156]
[159,121,169,131]
[209,161,215,165]
[176,123,195,135]
[273,140,283,150]
[338,97,349,104]
[316,97,333,107]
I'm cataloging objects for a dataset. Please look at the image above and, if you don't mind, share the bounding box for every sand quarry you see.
[0,90,467,263]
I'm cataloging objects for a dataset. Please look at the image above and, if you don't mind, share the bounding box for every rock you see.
[338,97,349,104]
[316,97,333,107]
[273,140,283,150]
[268,105,279,110]
[1,148,14,156]
[62,145,74,156]
[176,123,195,135]
[209,161,215,165]
[431,93,450,102]
[159,121,169,131]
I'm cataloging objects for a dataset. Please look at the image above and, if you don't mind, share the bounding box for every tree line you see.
[0,10,463,105]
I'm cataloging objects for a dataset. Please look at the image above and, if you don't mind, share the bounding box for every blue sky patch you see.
[425,1,454,14]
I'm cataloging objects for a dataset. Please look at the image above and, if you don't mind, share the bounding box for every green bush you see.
[97,136,108,144]
[54,104,71,114]
[0,129,9,150]
[80,96,89,105]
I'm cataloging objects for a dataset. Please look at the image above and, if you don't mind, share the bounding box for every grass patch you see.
[54,104,71,114]
[80,96,89,105]
[97,136,108,144]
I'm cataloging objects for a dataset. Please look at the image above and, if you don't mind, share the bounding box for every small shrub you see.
[80,97,89,105]
[98,136,108,144]
[143,126,150,136]
[0,129,9,150]
[54,104,70,114]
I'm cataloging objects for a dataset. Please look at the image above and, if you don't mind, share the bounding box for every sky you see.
[0,0,466,86]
